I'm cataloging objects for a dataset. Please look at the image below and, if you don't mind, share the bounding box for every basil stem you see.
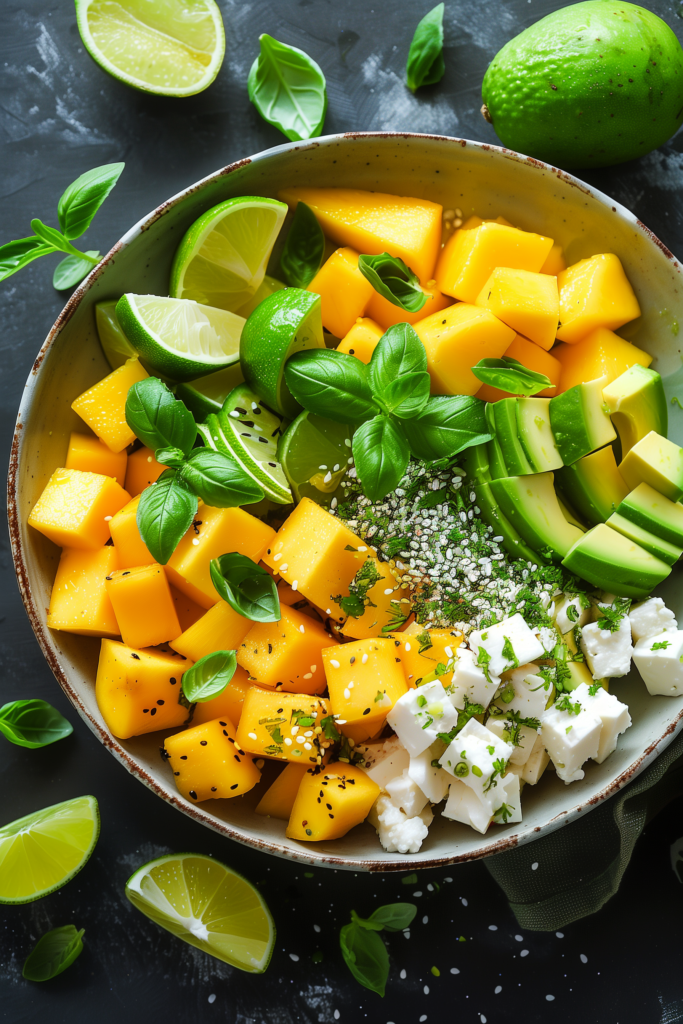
[280,202,325,289]
[406,3,445,93]
[247,34,327,142]
[210,553,281,622]
[358,252,427,312]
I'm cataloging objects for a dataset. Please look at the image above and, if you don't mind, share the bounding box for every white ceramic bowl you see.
[9,132,683,871]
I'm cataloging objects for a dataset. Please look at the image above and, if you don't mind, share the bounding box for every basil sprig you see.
[471,357,555,396]
[181,650,237,703]
[22,925,85,982]
[0,700,72,749]
[210,554,281,622]
[340,904,417,996]
[248,34,327,142]
[358,253,427,312]
[280,202,325,289]
[406,4,446,93]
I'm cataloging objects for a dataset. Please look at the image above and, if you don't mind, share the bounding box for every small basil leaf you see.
[285,350,379,425]
[368,322,428,389]
[181,650,237,703]
[339,922,389,997]
[57,162,125,240]
[125,376,197,457]
[0,700,73,749]
[211,554,281,622]
[352,415,410,502]
[0,237,55,281]
[280,202,325,289]
[358,253,427,312]
[180,448,264,507]
[52,251,100,290]
[470,357,555,397]
[406,3,445,93]
[155,446,187,469]
[247,34,327,142]
[365,903,418,932]
[29,219,85,260]
[380,371,431,417]
[22,925,85,982]
[402,395,492,462]
[136,471,198,564]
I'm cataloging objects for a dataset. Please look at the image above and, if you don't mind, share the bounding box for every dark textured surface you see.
[3,2,683,1021]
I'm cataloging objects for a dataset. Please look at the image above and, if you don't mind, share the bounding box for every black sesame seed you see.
[234,755,241,762]
[326,803,332,810]
[211,786,217,792]
[328,814,334,819]
[157,699,165,706]
[350,656,355,664]
[174,772,180,776]
[150,707,157,716]
[306,829,313,836]
[180,755,188,760]
[268,644,273,654]
[219,721,227,726]
[170,677,177,685]
[362,708,371,715]
[131,653,140,660]
[142,708,149,713]
[189,790,197,799]
[231,784,239,790]
[200,740,207,746]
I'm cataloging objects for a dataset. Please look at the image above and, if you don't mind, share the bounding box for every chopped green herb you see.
[555,693,581,716]
[651,640,672,651]
[501,636,518,669]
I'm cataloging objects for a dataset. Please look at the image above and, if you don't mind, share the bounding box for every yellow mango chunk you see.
[236,689,331,765]
[237,604,334,694]
[167,506,275,608]
[105,563,181,649]
[286,762,380,842]
[278,187,443,284]
[96,639,191,738]
[557,254,641,344]
[365,283,453,331]
[191,666,252,728]
[256,762,308,819]
[475,268,559,351]
[554,327,652,394]
[540,243,566,276]
[28,468,130,551]
[390,628,464,688]
[125,446,165,496]
[414,302,515,396]
[336,318,384,364]
[65,432,127,484]
[170,586,206,632]
[71,357,148,453]
[169,599,252,661]
[164,717,261,802]
[340,556,405,640]
[475,334,561,402]
[435,222,554,303]
[323,638,408,744]
[307,247,374,338]
[47,546,120,638]
[108,495,153,568]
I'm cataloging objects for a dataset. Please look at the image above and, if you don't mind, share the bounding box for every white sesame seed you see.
[334,1012,340,1021]
[303,672,312,679]
[545,995,555,1002]
[104,515,112,521]
[229,410,239,418]
[333,464,340,471]
[313,924,321,932]
[248,732,257,740]
[580,953,588,963]
[303,742,312,750]
[280,563,288,572]
[291,580,298,590]
[488,925,497,931]
[284,738,292,745]
[348,681,354,689]
[299,624,305,633]
[192,538,200,546]
[343,689,351,700]
[423,985,429,995]
[319,465,327,470]
[422,915,428,924]
[330,659,340,669]
[404,642,411,651]
[289,953,299,961]
[531,862,539,871]
[273,553,282,561]
[413,890,422,897]
[520,950,529,957]
[384,588,394,595]
[362,653,368,664]
[311,665,317,672]
[494,986,502,994]
[515,934,523,941]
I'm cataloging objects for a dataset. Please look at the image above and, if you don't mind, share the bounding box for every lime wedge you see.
[198,383,292,503]
[176,362,245,422]
[278,411,353,508]
[116,294,244,382]
[240,289,324,418]
[0,796,100,905]
[75,0,225,97]
[236,274,287,319]
[96,300,137,370]
[125,853,275,972]
[170,196,287,312]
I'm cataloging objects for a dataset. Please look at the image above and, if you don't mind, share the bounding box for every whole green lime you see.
[482,0,683,168]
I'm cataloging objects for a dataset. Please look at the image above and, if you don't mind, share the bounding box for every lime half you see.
[176,362,245,422]
[278,411,352,508]
[170,196,287,312]
[96,300,137,370]
[236,274,287,319]
[125,853,275,972]
[75,0,225,97]
[0,795,100,905]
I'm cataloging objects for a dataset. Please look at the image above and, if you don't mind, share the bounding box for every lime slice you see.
[235,274,287,319]
[125,853,275,972]
[240,289,324,418]
[198,383,292,504]
[278,411,353,508]
[0,796,100,905]
[75,0,225,97]
[170,197,287,312]
[116,294,244,382]
[176,362,245,422]
[96,300,137,370]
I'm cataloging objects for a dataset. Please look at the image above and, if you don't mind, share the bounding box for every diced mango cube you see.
[340,556,405,640]
[435,222,554,303]
[365,283,452,330]
[105,563,180,649]
[557,254,641,344]
[307,247,374,338]
[336,318,384,364]
[125,446,165,496]
[71,357,148,452]
[65,432,127,483]
[236,689,331,765]
[108,495,153,568]
[286,762,380,841]
[414,302,515,396]
[95,639,191,738]
[323,638,408,744]
[390,628,464,687]
[553,327,652,394]
[475,268,559,351]
[170,586,206,632]
[28,468,130,550]
[169,599,252,661]
[47,546,120,637]
[475,334,561,402]
[256,762,308,819]
[540,243,566,276]
[164,717,261,802]
[190,666,253,728]
[237,604,334,694]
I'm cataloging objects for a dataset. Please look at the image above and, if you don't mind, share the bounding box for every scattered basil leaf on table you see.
[22,925,85,982]
[406,3,445,93]
[53,251,100,290]
[181,651,237,703]
[247,34,327,142]
[285,350,379,425]
[352,415,410,501]
[470,357,555,396]
[211,554,281,622]
[125,377,197,456]
[179,448,264,508]
[280,201,325,288]
[0,237,54,281]
[136,471,198,565]
[339,903,416,995]
[401,395,492,462]
[57,163,124,239]
[0,700,72,749]
[358,253,427,312]
[354,903,418,932]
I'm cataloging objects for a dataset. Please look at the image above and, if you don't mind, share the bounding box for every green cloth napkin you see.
[485,732,683,931]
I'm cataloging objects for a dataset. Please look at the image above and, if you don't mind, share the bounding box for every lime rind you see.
[95,300,137,370]
[278,410,353,507]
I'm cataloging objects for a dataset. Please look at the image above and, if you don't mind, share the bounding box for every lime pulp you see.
[96,300,137,370]
[278,411,353,507]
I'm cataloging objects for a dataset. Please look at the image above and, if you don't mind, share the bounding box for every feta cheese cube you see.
[580,616,633,679]
[494,663,549,720]
[386,768,429,817]
[486,715,538,765]
[357,735,410,789]
[629,597,677,643]
[553,592,591,635]
[368,794,433,854]
[407,744,450,804]
[540,697,601,783]
[495,772,523,824]
[632,629,683,696]
[569,682,631,762]
[442,779,494,834]
[536,624,559,653]
[469,614,545,679]
[386,680,459,757]
[506,734,550,785]
[448,647,499,710]
[439,717,514,803]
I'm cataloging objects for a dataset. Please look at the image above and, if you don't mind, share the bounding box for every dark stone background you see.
[3,1,683,1021]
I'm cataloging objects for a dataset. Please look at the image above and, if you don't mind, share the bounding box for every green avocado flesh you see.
[602,365,667,458]
[606,512,683,565]
[482,0,683,168]
[616,481,683,546]
[549,377,615,465]
[489,473,584,562]
[562,523,671,597]
[555,445,629,525]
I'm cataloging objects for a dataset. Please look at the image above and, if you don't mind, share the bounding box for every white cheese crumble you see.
[469,614,545,680]
[540,697,601,783]
[386,679,459,757]
[632,629,683,696]
[629,597,677,643]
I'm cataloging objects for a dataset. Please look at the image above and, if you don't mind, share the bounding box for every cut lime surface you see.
[0,796,100,905]
[240,289,324,418]
[96,300,137,370]
[176,362,245,422]
[278,411,353,507]
[198,383,292,504]
[170,197,287,312]
[125,853,275,972]
[75,0,225,97]
[236,274,287,319]
[116,294,244,383]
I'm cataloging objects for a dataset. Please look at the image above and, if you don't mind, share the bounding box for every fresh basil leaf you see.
[358,253,427,312]
[406,3,445,93]
[181,650,237,703]
[210,553,281,622]
[369,321,427,386]
[352,415,410,501]
[179,448,264,508]
[155,446,187,469]
[125,377,197,457]
[57,162,124,240]
[247,34,327,142]
[339,922,389,997]
[280,202,325,289]
[402,395,492,461]
[30,219,84,259]
[285,350,379,425]
[0,700,73,749]
[22,925,84,982]
[136,470,198,564]
[380,371,431,417]
[471,357,555,397]
[0,237,54,281]
[52,251,100,290]
[365,903,418,932]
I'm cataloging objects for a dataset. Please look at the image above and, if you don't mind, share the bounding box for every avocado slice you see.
[616,482,683,548]
[562,524,671,599]
[492,398,534,475]
[473,480,546,565]
[484,403,509,479]
[516,397,563,473]
[605,512,683,566]
[489,472,583,562]
[463,442,491,484]
[603,366,667,459]
[555,445,629,526]
[619,431,683,502]
[549,376,616,465]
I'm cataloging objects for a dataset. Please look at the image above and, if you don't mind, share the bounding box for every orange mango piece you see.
[256,762,308,819]
[554,327,652,394]
[71,357,148,453]
[557,254,641,344]
[395,628,465,687]
[340,556,405,640]
[164,717,261,802]
[475,268,559,351]
[286,762,380,842]
[336,318,384,364]
[236,689,331,766]
[108,495,153,568]
[29,468,130,551]
[435,222,554,303]
[169,586,206,632]
[414,302,515,396]
[125,446,165,496]
[307,247,374,338]
[65,432,127,484]
[95,639,191,739]
[323,638,408,744]
[476,334,562,402]
[237,605,334,694]
[105,563,181,649]
[170,599,252,661]
[365,283,452,331]
[190,667,253,728]
[47,546,120,638]
[540,243,566,276]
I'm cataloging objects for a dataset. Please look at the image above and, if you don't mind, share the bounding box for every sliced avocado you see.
[485,402,512,478]
[619,430,683,502]
[603,365,667,459]
[555,445,629,526]
[606,513,682,566]
[617,482,683,547]
[176,363,245,422]
[492,398,534,475]
[516,397,563,473]
[557,494,587,531]
[561,629,609,691]
[473,480,546,565]
[489,473,583,562]
[562,523,671,599]
[549,376,616,465]
[463,442,491,484]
